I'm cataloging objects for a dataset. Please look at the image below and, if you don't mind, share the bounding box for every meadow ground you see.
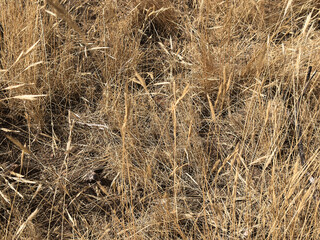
[1,0,320,239]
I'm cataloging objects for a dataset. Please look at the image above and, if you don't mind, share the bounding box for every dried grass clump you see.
[135,0,179,40]
[1,0,320,239]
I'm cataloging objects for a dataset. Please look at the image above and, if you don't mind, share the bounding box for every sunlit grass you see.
[0,0,320,239]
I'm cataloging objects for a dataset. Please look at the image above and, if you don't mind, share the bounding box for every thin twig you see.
[295,66,317,183]
[0,22,4,69]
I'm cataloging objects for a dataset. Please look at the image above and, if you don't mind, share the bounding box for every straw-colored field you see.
[1,1,320,239]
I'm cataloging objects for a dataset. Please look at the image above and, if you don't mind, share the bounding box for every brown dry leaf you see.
[3,83,28,90]
[14,208,39,238]
[134,70,148,93]
[0,128,20,133]
[175,84,189,106]
[46,0,86,39]
[207,94,216,121]
[5,135,32,155]
[12,94,47,100]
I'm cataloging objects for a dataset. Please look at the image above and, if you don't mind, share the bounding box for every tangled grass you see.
[1,0,320,239]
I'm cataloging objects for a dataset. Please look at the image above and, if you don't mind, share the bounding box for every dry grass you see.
[1,0,320,239]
